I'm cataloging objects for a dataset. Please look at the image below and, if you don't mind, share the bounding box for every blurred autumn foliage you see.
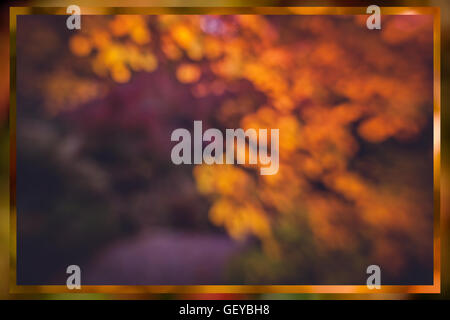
[16,14,433,285]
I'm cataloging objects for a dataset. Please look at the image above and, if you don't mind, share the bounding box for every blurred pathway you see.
[83,230,240,285]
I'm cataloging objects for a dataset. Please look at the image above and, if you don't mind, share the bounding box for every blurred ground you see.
[84,230,241,285]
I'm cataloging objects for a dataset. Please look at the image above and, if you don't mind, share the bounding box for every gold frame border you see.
[9,6,441,294]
